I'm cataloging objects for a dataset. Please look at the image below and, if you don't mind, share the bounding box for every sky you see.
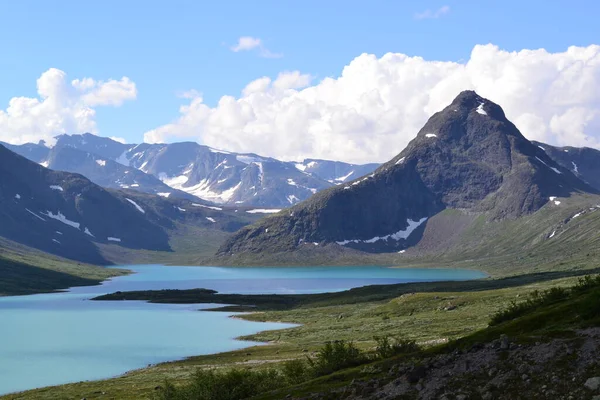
[0,0,599,163]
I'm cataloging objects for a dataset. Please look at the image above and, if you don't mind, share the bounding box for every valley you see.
[1,91,600,399]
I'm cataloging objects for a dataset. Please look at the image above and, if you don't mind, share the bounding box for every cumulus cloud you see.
[0,68,136,145]
[230,36,282,58]
[145,44,600,164]
[414,5,450,20]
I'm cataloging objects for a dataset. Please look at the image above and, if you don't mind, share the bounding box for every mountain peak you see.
[217,91,597,259]
[450,90,506,119]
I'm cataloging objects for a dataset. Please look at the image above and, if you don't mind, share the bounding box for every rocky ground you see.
[293,329,600,400]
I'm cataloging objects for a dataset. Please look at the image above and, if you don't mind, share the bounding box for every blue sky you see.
[1,1,599,162]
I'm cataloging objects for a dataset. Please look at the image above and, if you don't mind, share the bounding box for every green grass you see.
[7,269,599,400]
[0,240,127,296]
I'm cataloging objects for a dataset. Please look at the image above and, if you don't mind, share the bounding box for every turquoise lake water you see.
[0,265,486,395]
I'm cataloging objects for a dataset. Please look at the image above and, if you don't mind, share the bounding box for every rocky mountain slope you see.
[217,91,598,259]
[3,134,379,208]
[533,141,600,191]
[43,145,200,200]
[0,144,258,264]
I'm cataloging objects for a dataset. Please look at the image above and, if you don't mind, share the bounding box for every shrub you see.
[491,286,570,326]
[154,368,283,400]
[572,275,600,293]
[374,336,421,359]
[307,340,366,376]
[281,358,310,385]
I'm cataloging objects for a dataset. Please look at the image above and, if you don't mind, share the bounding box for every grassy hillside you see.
[0,239,126,296]
[212,194,600,277]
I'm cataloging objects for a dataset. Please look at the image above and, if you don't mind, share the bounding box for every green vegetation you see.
[48,274,599,400]
[153,338,416,399]
[0,241,126,296]
[489,275,600,327]
[153,369,281,400]
[9,269,600,400]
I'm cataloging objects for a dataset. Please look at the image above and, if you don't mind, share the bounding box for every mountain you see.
[293,159,380,184]
[0,140,50,163]
[217,91,598,259]
[533,141,600,191]
[0,144,259,265]
[6,134,379,207]
[43,146,201,200]
[120,142,334,207]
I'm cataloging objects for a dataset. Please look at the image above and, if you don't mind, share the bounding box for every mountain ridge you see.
[216,91,598,259]
[3,135,379,208]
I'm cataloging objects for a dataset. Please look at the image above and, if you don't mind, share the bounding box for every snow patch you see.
[334,171,355,182]
[115,150,130,166]
[125,198,145,214]
[52,239,61,244]
[177,207,186,212]
[40,161,49,168]
[84,227,95,237]
[237,155,264,164]
[42,211,80,229]
[49,185,64,191]
[549,196,561,206]
[549,230,556,239]
[538,146,545,151]
[55,231,63,235]
[96,159,106,167]
[294,163,307,172]
[161,174,189,187]
[206,217,216,223]
[15,194,20,199]
[25,209,46,221]
[535,157,562,174]
[192,204,223,211]
[476,102,487,115]
[157,192,171,198]
[336,218,428,246]
[246,209,281,214]
[107,237,121,242]
[572,161,579,174]
[287,195,299,204]
[425,133,437,138]
[139,161,149,172]
[395,157,405,165]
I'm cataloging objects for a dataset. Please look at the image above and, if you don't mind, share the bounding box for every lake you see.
[0,265,486,395]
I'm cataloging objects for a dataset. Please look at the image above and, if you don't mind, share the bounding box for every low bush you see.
[374,336,421,359]
[490,275,600,326]
[307,340,366,376]
[281,358,310,385]
[154,368,282,400]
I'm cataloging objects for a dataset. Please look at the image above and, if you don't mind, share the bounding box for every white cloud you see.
[415,5,450,20]
[109,136,127,144]
[230,36,282,58]
[145,44,600,164]
[231,36,262,52]
[0,68,136,145]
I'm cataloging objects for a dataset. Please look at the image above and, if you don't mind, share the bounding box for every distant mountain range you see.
[532,141,600,191]
[2,135,379,208]
[217,91,600,260]
[0,143,262,264]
